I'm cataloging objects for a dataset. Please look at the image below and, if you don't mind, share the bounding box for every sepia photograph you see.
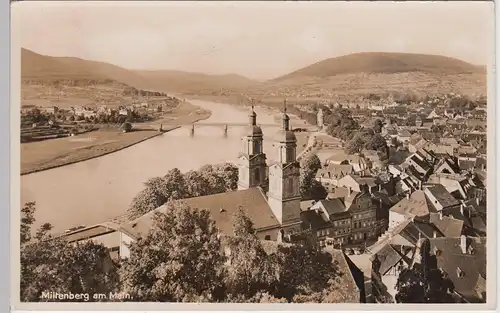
[11,0,495,309]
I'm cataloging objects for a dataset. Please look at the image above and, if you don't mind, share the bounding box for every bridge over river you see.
[150,121,306,136]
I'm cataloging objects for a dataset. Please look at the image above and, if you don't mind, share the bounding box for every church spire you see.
[283,99,290,131]
[249,99,257,126]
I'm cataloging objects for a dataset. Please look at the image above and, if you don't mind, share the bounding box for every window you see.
[253,141,261,154]
[254,168,260,183]
[286,147,295,163]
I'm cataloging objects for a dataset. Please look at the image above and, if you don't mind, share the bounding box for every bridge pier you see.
[223,124,228,137]
[190,124,194,136]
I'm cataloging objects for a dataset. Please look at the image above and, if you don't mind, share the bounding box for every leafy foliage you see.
[121,122,132,132]
[120,201,226,302]
[20,202,119,302]
[128,163,238,219]
[373,119,383,133]
[323,107,360,141]
[299,153,326,200]
[345,134,365,154]
[120,205,350,303]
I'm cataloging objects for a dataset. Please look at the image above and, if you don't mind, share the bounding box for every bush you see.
[121,122,132,133]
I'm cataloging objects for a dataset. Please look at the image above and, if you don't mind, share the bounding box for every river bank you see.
[21,101,212,175]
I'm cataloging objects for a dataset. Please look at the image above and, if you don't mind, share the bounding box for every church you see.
[114,102,306,247]
[59,102,307,258]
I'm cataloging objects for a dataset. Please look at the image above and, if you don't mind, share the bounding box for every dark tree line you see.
[128,163,239,219]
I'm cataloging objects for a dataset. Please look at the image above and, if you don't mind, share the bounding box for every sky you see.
[13,1,494,80]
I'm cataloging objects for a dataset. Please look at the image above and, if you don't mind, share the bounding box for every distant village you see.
[20,95,181,142]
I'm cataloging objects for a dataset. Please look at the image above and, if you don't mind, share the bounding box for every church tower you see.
[267,100,302,234]
[237,103,267,190]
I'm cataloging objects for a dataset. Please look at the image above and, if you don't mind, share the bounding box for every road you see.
[297,128,322,160]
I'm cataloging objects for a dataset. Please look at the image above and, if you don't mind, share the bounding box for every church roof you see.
[273,129,296,142]
[243,125,263,137]
[121,187,281,240]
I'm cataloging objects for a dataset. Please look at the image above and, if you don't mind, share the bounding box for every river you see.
[21,99,304,233]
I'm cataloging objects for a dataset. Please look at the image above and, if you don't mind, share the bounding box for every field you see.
[20,101,212,175]
[21,83,155,109]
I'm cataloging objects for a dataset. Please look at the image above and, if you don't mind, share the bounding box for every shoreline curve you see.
[21,110,212,176]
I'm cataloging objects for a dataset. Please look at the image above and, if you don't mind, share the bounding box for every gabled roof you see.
[426,237,487,303]
[121,188,280,240]
[300,210,330,230]
[327,186,350,200]
[428,213,464,237]
[389,190,435,217]
[318,198,347,216]
[316,164,353,180]
[370,244,403,276]
[424,184,460,209]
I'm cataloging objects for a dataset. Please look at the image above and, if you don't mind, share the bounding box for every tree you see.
[212,163,239,191]
[119,201,226,302]
[395,239,456,303]
[224,211,280,300]
[345,135,365,154]
[21,202,36,245]
[128,165,238,219]
[121,122,132,133]
[21,202,119,302]
[299,153,324,200]
[373,119,383,133]
[391,136,400,148]
[365,134,388,152]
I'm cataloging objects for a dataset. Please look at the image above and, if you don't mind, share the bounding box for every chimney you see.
[348,186,352,195]
[379,184,382,192]
[476,197,480,206]
[433,230,437,238]
[439,211,443,220]
[406,193,411,199]
[460,235,467,254]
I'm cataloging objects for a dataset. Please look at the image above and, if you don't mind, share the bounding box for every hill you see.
[21,48,260,93]
[135,70,261,93]
[21,48,149,88]
[272,52,485,81]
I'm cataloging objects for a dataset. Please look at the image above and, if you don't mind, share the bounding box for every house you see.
[119,108,129,116]
[338,174,381,194]
[405,152,433,178]
[305,198,352,246]
[345,191,380,243]
[347,155,371,173]
[423,184,460,212]
[440,137,460,148]
[397,130,412,143]
[325,152,349,165]
[315,164,354,191]
[424,236,487,303]
[388,190,435,228]
[427,173,471,200]
[458,153,477,171]
[434,157,461,175]
[361,150,387,171]
[427,109,441,119]
[302,190,381,246]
